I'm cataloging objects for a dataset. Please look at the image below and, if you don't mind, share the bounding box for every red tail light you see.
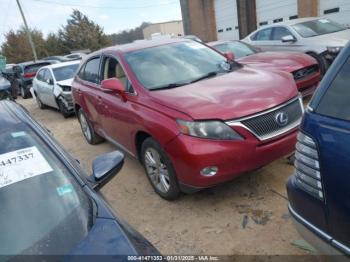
[23,72,36,78]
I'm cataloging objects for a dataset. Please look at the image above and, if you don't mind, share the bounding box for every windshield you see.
[124,41,236,90]
[292,19,347,38]
[0,124,92,255]
[53,64,79,82]
[214,42,256,59]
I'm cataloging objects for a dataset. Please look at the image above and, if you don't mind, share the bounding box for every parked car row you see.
[1,52,87,101]
[243,17,350,75]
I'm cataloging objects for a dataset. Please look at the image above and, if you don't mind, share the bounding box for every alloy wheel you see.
[144,148,170,193]
[79,112,92,142]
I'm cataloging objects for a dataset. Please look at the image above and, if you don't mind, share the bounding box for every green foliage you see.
[110,22,151,45]
[1,10,113,63]
[58,10,111,52]
[1,26,48,63]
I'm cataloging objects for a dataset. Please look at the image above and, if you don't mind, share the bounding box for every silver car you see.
[33,61,80,118]
[243,17,350,74]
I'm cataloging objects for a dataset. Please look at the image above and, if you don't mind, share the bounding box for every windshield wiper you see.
[190,71,219,84]
[150,82,189,91]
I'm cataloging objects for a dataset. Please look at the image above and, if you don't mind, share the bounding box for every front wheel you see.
[77,108,104,145]
[141,137,180,200]
[308,53,329,76]
[58,98,71,118]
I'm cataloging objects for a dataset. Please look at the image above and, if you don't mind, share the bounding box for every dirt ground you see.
[18,97,310,256]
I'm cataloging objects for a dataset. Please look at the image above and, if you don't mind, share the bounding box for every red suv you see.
[72,39,303,200]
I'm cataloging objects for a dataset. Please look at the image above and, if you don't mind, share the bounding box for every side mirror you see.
[223,52,235,61]
[101,78,127,102]
[281,35,296,43]
[89,151,125,190]
[47,79,54,85]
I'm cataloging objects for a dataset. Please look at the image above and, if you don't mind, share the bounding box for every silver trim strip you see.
[226,96,304,141]
[289,204,350,255]
[289,204,332,241]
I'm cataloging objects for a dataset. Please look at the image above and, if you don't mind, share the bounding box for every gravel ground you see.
[17,97,310,256]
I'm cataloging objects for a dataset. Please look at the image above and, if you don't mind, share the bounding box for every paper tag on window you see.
[185,42,205,49]
[0,146,53,189]
[319,19,330,24]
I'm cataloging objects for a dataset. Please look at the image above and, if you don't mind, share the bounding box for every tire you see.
[77,108,104,145]
[36,96,47,109]
[141,137,180,200]
[308,53,329,76]
[58,98,71,118]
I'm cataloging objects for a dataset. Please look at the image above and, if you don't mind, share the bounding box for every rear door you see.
[33,69,45,99]
[313,55,350,248]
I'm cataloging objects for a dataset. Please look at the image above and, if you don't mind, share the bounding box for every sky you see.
[0,0,182,44]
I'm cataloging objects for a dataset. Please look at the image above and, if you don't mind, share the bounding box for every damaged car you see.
[33,61,80,118]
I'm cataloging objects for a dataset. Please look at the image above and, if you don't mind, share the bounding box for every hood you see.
[56,78,74,86]
[238,52,317,73]
[148,66,298,120]
[308,29,350,46]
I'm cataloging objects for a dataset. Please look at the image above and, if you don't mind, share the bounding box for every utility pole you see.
[16,0,37,61]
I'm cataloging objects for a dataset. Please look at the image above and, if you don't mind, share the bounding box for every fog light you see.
[200,167,218,177]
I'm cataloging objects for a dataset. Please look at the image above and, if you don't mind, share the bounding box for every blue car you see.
[287,42,350,255]
[0,101,159,257]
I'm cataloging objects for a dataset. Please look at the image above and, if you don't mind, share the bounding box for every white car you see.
[243,17,350,74]
[33,61,80,118]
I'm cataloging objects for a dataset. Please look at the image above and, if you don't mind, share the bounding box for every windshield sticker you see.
[319,19,330,24]
[57,184,74,196]
[0,146,53,189]
[11,131,27,138]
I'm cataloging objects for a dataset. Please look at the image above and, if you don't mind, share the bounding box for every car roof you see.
[17,60,55,67]
[96,38,190,55]
[260,17,320,27]
[207,40,239,46]
[40,60,81,70]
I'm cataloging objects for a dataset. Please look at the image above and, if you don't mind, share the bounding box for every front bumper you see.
[165,128,298,189]
[289,204,350,257]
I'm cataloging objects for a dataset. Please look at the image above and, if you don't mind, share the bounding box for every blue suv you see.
[287,42,350,256]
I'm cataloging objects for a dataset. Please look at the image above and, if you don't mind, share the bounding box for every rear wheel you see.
[77,108,104,145]
[58,98,71,118]
[141,137,180,200]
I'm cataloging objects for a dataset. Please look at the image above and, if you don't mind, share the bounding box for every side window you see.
[255,28,273,41]
[83,57,101,84]
[317,56,350,121]
[102,56,134,93]
[43,70,53,84]
[36,70,45,81]
[77,64,85,79]
[272,27,293,40]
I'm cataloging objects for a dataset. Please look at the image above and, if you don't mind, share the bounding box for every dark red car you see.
[72,39,303,200]
[208,40,321,97]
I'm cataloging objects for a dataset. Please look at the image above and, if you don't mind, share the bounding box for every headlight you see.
[176,120,244,140]
[327,46,343,53]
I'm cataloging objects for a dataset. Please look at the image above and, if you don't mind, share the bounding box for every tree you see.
[58,10,111,52]
[1,27,47,63]
[110,22,151,45]
[45,33,67,56]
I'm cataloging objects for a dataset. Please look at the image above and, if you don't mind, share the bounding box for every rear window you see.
[24,63,50,74]
[316,56,350,121]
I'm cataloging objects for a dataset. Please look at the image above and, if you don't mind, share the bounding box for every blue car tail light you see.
[294,132,324,200]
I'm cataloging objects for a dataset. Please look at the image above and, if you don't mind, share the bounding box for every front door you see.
[98,55,136,152]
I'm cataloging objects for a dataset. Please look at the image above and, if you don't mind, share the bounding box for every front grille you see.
[292,65,319,81]
[232,98,303,141]
[294,132,324,200]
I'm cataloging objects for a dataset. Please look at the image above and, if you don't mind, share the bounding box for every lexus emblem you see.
[275,112,289,127]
